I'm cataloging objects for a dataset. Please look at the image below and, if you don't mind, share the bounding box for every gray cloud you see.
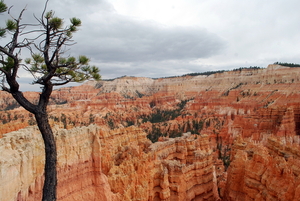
[76,16,226,63]
[5,0,300,88]
[5,0,225,81]
[97,60,216,79]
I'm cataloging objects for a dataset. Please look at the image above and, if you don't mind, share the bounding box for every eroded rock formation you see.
[223,136,300,201]
[0,125,220,201]
[1,64,300,200]
[0,125,117,201]
[102,129,220,200]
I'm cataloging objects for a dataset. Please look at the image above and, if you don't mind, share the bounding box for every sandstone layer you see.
[223,136,300,201]
[0,125,219,201]
[0,125,117,201]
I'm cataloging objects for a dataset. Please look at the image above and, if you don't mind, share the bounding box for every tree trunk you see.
[35,111,57,201]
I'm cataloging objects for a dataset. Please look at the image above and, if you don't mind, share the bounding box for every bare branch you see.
[49,36,67,65]
[0,46,15,58]
[52,79,71,86]
[19,27,44,36]
[1,85,10,92]
[7,5,14,16]
[41,0,50,27]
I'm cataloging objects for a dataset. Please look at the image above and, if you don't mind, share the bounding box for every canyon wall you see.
[223,136,300,201]
[0,125,117,201]
[0,125,219,201]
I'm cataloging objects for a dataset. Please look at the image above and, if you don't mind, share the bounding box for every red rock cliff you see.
[223,135,300,200]
[0,125,118,201]
[0,125,219,201]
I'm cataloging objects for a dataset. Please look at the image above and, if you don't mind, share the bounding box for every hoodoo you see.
[1,64,300,200]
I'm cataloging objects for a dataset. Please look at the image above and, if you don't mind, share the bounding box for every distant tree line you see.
[153,66,265,79]
[102,66,267,81]
[232,66,263,71]
[274,62,300,67]
[102,75,134,81]
[181,66,264,77]
[182,70,227,77]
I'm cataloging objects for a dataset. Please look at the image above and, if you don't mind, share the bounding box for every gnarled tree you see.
[0,1,100,200]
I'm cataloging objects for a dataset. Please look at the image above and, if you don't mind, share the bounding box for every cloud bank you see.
[3,0,300,90]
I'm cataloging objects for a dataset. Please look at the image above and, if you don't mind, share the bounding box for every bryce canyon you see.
[1,64,300,200]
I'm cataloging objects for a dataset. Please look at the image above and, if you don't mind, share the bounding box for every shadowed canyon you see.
[1,64,300,200]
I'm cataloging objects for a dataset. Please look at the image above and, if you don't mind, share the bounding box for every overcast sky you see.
[3,0,300,90]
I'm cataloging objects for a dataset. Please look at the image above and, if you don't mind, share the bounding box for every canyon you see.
[0,64,300,200]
